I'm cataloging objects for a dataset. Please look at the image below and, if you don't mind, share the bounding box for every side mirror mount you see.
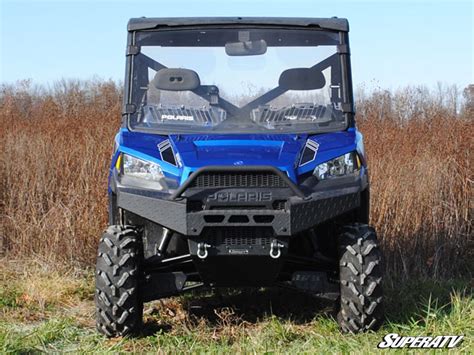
[151,68,201,91]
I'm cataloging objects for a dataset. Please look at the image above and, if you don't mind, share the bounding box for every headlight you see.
[121,154,167,190]
[314,152,360,180]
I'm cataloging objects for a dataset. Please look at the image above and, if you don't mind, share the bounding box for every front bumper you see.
[113,166,367,237]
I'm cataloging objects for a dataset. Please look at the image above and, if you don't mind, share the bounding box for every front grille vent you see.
[224,236,271,246]
[190,171,287,188]
[204,227,273,246]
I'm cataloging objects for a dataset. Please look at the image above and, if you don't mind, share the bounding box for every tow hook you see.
[270,240,284,259]
[197,243,211,259]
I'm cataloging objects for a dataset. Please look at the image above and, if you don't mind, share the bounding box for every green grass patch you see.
[0,288,22,309]
[0,272,472,353]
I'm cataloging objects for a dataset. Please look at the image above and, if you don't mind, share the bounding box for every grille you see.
[190,171,287,188]
[224,236,271,246]
[204,227,273,246]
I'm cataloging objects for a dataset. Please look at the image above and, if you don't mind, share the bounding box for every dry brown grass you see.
[0,80,472,278]
[357,87,473,278]
[1,80,121,264]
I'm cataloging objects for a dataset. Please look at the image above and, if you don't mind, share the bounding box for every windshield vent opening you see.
[158,139,177,166]
[299,139,319,166]
[190,171,287,188]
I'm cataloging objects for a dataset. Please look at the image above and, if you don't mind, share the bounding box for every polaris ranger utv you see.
[96,17,383,336]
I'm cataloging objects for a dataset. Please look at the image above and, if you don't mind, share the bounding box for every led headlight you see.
[314,152,360,180]
[120,154,167,190]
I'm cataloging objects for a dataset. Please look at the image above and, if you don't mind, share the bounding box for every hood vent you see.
[299,139,319,166]
[158,139,177,166]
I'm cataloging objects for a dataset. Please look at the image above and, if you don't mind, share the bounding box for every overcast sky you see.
[0,0,472,90]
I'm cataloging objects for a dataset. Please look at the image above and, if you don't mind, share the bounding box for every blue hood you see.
[118,130,358,184]
[170,134,306,168]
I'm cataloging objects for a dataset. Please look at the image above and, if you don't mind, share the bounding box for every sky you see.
[0,0,472,91]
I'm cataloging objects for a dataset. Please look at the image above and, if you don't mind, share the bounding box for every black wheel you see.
[337,223,383,333]
[95,225,143,337]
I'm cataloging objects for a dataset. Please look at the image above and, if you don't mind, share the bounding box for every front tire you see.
[95,225,143,337]
[337,223,383,333]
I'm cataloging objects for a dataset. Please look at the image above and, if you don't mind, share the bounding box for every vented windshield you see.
[128,27,348,134]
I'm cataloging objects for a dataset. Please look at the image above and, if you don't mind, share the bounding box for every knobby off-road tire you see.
[95,225,143,337]
[337,223,383,333]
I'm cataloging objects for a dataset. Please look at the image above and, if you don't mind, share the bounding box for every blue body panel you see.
[109,127,365,190]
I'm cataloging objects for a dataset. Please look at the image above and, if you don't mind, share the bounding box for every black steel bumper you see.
[113,166,368,237]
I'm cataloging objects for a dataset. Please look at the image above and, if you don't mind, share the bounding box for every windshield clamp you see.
[127,45,140,56]
[123,104,136,114]
[337,44,350,55]
[341,103,353,113]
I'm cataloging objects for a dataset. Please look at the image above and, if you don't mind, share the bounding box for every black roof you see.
[128,17,349,32]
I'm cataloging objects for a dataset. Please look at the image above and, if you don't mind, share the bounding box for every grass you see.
[0,260,472,353]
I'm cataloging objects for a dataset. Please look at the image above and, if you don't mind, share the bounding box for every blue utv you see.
[95,17,384,337]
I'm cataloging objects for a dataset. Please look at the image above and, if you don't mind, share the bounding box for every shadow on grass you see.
[140,322,173,337]
[141,286,336,336]
[140,278,472,336]
[185,287,336,324]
